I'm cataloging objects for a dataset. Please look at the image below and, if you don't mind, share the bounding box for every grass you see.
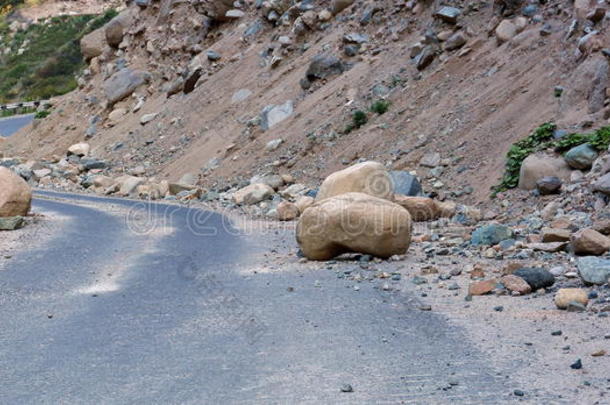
[493,123,610,194]
[0,8,117,103]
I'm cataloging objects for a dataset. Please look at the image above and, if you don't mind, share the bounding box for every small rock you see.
[536,176,562,195]
[555,288,589,310]
[340,384,353,393]
[513,268,555,290]
[570,359,583,370]
[468,279,497,296]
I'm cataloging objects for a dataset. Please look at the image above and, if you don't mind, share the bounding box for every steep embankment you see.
[4,0,610,203]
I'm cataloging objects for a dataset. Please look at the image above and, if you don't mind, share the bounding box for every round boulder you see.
[518,153,572,190]
[296,192,412,260]
[564,144,598,170]
[317,161,393,201]
[0,167,32,217]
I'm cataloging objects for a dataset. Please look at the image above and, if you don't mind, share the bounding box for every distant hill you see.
[0,8,116,103]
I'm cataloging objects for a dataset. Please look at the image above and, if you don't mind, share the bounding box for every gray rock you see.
[244,21,263,37]
[135,0,150,7]
[81,158,108,170]
[470,224,514,246]
[104,68,150,106]
[207,50,221,61]
[593,172,610,195]
[434,6,461,24]
[105,16,125,48]
[344,44,360,57]
[389,171,422,196]
[513,268,555,290]
[577,256,610,285]
[0,216,24,231]
[536,176,562,195]
[231,89,252,103]
[444,32,467,51]
[343,33,368,44]
[260,100,293,130]
[415,46,436,71]
[564,144,598,170]
[306,55,346,81]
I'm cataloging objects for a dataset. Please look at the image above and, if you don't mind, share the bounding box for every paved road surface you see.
[0,191,514,403]
[0,113,34,137]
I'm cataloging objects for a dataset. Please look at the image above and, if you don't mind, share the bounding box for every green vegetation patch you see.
[494,123,610,194]
[344,110,368,134]
[0,8,117,103]
[370,99,391,115]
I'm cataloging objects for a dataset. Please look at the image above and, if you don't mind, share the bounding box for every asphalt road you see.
[0,113,34,137]
[0,191,514,404]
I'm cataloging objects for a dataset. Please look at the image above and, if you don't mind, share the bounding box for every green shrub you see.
[344,110,368,133]
[34,109,50,119]
[370,99,390,115]
[494,123,610,195]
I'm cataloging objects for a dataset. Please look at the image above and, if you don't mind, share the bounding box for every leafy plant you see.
[34,109,50,119]
[494,123,610,195]
[370,99,391,115]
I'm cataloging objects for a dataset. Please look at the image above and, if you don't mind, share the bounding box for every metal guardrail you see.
[0,100,50,111]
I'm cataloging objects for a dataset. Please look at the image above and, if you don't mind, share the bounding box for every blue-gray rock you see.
[470,224,514,246]
[434,6,461,24]
[207,50,221,61]
[260,100,293,130]
[513,268,555,290]
[389,171,422,196]
[135,0,150,7]
[0,216,24,230]
[0,158,20,168]
[344,44,360,57]
[343,33,368,44]
[103,68,150,106]
[564,144,598,169]
[81,158,108,171]
[244,21,263,37]
[306,55,346,80]
[522,5,538,17]
[577,256,610,285]
[536,176,562,195]
[593,172,610,195]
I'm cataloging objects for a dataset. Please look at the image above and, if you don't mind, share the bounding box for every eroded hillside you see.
[3,0,610,204]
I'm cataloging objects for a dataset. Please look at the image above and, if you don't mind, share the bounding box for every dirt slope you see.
[5,0,610,204]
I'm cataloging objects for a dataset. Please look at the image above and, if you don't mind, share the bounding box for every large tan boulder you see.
[394,196,439,221]
[105,10,133,48]
[0,167,32,217]
[571,228,610,255]
[317,161,393,201]
[80,28,106,60]
[296,192,412,260]
[518,154,572,190]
